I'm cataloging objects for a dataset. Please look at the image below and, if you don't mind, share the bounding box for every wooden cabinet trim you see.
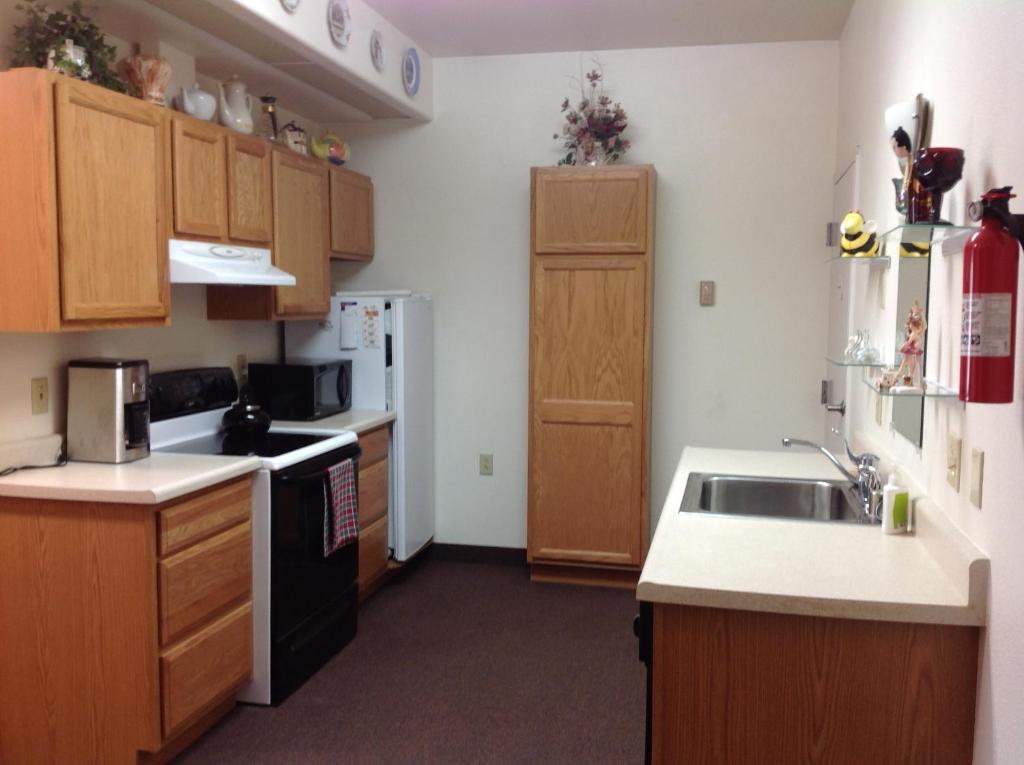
[359,425,389,467]
[171,116,229,239]
[54,77,170,323]
[358,515,389,596]
[158,521,252,646]
[271,148,331,318]
[329,165,374,260]
[160,601,252,739]
[158,477,252,557]
[227,133,273,243]
[651,604,979,765]
[358,459,389,529]
[527,166,654,574]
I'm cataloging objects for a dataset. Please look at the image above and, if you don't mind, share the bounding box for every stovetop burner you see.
[157,431,333,458]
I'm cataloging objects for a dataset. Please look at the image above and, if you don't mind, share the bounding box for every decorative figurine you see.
[177,83,216,121]
[885,94,930,218]
[282,121,308,155]
[309,131,350,165]
[839,210,879,257]
[890,300,927,391]
[259,96,280,141]
[118,53,172,105]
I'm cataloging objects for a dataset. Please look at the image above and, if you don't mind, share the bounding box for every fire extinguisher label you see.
[961,293,1013,357]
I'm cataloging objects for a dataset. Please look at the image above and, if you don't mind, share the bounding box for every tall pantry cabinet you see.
[527,165,656,587]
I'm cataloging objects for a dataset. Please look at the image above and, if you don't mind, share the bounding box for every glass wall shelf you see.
[879,223,976,253]
[862,377,959,398]
[826,356,888,368]
[826,254,891,267]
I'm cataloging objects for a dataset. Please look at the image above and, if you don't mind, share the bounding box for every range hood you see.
[168,239,296,286]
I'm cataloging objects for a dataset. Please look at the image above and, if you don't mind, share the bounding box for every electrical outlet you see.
[479,453,493,476]
[970,448,984,508]
[947,435,962,491]
[699,281,715,307]
[236,354,248,383]
[30,377,48,415]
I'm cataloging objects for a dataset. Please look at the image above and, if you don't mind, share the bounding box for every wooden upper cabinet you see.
[171,116,228,239]
[227,134,273,243]
[0,70,170,331]
[329,166,374,260]
[55,77,170,324]
[272,149,330,317]
[534,167,648,253]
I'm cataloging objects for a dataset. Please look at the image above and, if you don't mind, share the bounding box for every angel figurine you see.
[890,300,927,391]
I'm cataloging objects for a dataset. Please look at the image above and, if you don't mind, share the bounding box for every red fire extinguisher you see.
[960,186,1023,403]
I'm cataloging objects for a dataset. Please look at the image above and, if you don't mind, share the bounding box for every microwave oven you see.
[247,360,352,421]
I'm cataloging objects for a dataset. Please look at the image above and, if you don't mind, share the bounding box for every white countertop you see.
[0,452,261,505]
[274,409,396,435]
[637,447,988,626]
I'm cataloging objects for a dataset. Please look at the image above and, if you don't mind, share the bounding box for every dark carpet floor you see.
[173,555,646,764]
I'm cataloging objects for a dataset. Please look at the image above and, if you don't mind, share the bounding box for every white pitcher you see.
[178,83,216,121]
[218,76,254,134]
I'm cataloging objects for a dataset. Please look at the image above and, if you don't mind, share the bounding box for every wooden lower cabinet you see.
[651,603,979,765]
[357,425,390,600]
[0,477,254,765]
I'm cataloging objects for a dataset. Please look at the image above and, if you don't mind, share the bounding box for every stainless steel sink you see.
[680,473,869,523]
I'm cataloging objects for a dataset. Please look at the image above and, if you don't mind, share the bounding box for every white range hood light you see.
[168,240,296,286]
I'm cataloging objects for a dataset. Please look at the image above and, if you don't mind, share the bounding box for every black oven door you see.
[269,442,361,704]
[269,443,360,641]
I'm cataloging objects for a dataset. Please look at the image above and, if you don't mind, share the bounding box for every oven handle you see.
[277,467,330,486]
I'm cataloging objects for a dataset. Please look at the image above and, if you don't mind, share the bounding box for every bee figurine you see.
[840,210,879,258]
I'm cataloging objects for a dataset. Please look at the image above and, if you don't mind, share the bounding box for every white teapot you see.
[178,83,216,121]
[218,76,254,134]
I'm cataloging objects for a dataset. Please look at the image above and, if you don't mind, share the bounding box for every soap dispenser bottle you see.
[881,477,910,534]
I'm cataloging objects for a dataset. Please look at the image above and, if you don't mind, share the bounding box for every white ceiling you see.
[364,0,853,58]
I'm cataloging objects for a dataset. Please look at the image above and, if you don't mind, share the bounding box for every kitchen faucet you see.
[781,437,883,522]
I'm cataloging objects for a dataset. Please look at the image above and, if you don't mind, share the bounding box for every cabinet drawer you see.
[158,478,252,557]
[159,522,252,646]
[358,515,388,590]
[359,459,388,529]
[359,425,389,467]
[161,601,252,738]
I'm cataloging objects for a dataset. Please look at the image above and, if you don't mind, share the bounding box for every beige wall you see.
[332,42,840,548]
[836,1,1024,761]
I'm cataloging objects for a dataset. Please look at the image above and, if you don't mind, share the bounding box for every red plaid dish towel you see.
[323,459,358,557]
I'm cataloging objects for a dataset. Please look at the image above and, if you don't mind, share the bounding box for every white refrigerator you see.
[285,291,435,561]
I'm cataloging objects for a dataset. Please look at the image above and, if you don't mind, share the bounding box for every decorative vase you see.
[119,54,172,106]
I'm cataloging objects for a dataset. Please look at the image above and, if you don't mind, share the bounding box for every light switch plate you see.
[874,395,883,426]
[479,453,493,476]
[30,377,48,415]
[236,354,248,383]
[947,435,962,491]
[970,448,984,508]
[699,281,715,307]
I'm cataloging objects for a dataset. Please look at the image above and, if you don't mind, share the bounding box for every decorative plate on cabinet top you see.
[327,0,352,48]
[370,30,384,72]
[280,0,300,13]
[402,47,420,96]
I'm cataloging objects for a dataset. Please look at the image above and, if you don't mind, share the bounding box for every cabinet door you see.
[55,79,169,322]
[272,151,330,317]
[329,167,374,260]
[528,255,647,566]
[171,116,227,239]
[534,167,648,253]
[228,134,272,243]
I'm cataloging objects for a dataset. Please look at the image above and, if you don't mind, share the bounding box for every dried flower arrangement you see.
[553,63,630,166]
[10,1,125,93]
